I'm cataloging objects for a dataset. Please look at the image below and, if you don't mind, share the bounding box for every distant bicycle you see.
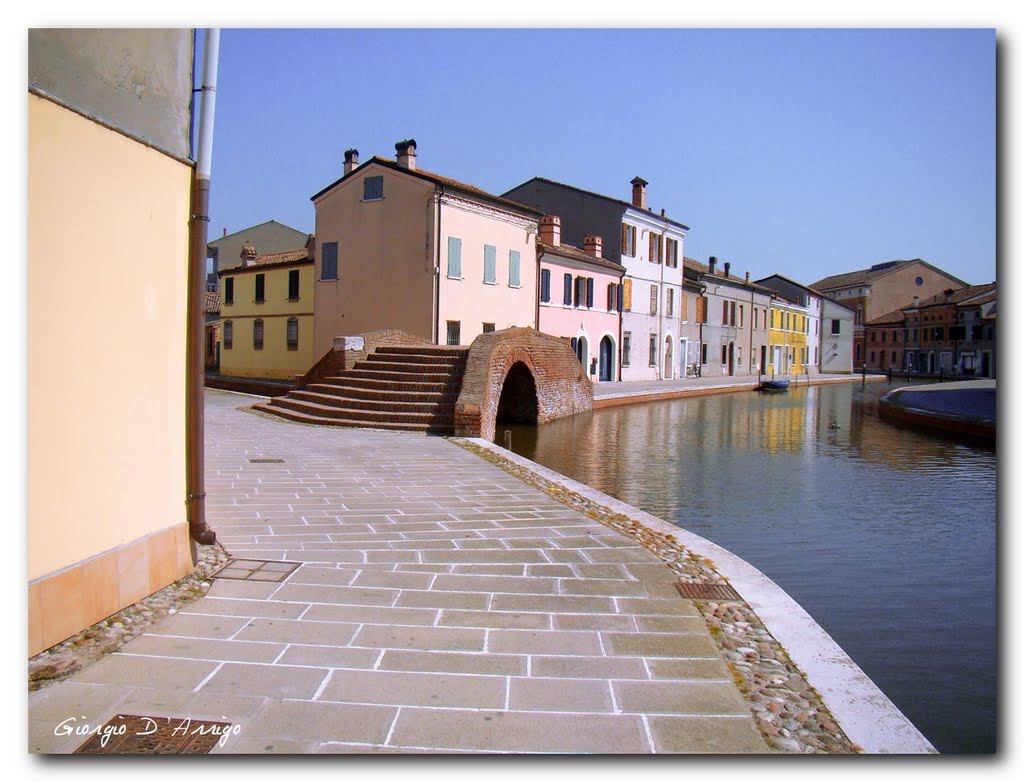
[685,363,701,379]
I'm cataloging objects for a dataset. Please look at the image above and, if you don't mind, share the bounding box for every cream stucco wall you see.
[29,94,191,581]
[438,197,538,344]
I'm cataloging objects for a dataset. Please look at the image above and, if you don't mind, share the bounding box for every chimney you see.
[583,234,603,258]
[344,148,359,175]
[724,261,731,278]
[222,227,227,238]
[745,271,750,283]
[395,139,417,170]
[631,176,648,209]
[240,241,258,268]
[912,295,920,306]
[539,215,561,247]
[708,256,717,274]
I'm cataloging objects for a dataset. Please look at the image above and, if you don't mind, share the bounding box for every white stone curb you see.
[461,437,937,755]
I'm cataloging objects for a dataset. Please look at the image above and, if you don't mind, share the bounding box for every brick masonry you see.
[454,327,593,441]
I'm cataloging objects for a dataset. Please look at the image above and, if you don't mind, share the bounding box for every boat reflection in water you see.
[495,380,996,754]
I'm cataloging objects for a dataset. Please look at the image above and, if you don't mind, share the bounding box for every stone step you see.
[253,403,453,433]
[313,377,459,395]
[305,382,460,403]
[288,389,455,414]
[269,396,455,427]
[343,367,464,384]
[377,345,470,357]
[354,359,464,375]
[365,351,468,366]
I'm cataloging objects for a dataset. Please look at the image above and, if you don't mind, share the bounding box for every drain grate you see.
[73,714,233,754]
[210,558,302,582]
[248,457,284,463]
[674,581,741,601]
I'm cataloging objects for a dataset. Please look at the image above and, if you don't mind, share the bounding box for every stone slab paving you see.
[27,388,767,754]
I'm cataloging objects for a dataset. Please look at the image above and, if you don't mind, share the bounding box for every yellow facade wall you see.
[219,264,315,379]
[767,305,808,376]
[28,96,193,594]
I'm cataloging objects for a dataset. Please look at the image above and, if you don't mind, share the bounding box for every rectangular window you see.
[321,241,338,280]
[288,269,300,301]
[607,282,616,311]
[446,320,461,346]
[649,232,662,264]
[508,250,521,287]
[722,300,729,325]
[287,317,298,350]
[617,282,624,313]
[447,237,462,278]
[621,223,636,256]
[253,319,264,350]
[730,301,736,326]
[701,342,708,365]
[483,244,497,283]
[224,277,234,305]
[650,285,658,316]
[623,278,632,311]
[563,273,573,305]
[586,278,594,308]
[739,305,744,328]
[622,332,631,366]
[681,293,688,322]
[255,274,265,303]
[665,238,678,267]
[831,319,841,335]
[363,175,384,200]
[223,320,233,349]
[540,269,551,303]
[574,276,585,307]
[482,322,495,333]
[666,288,674,318]
[648,334,657,366]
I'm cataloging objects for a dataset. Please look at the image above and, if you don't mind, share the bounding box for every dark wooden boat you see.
[758,379,790,393]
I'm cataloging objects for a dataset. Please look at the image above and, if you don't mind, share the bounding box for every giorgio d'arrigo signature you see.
[54,715,240,748]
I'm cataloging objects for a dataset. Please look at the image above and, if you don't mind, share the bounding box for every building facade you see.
[219,245,316,380]
[766,296,810,377]
[29,29,199,655]
[207,219,310,289]
[536,216,624,382]
[502,176,688,381]
[819,298,856,374]
[810,259,968,369]
[755,274,824,373]
[900,284,997,376]
[312,142,541,357]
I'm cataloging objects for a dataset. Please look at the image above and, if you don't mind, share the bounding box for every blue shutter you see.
[509,250,520,287]
[586,278,594,308]
[541,269,550,302]
[563,273,572,305]
[484,244,496,283]
[321,242,338,280]
[447,237,462,278]
[617,283,624,312]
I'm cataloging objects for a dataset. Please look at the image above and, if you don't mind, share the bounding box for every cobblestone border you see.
[450,437,859,754]
[28,543,232,692]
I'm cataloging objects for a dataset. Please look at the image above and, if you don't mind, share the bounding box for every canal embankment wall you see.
[463,436,937,755]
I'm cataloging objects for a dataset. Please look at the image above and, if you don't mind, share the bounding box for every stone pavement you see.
[28,388,768,754]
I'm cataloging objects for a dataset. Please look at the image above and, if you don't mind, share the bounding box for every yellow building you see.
[219,246,316,380]
[767,297,809,377]
[29,30,201,656]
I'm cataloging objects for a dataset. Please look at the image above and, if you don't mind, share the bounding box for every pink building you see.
[536,215,625,382]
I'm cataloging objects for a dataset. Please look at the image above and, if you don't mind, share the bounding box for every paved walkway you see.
[29,389,768,754]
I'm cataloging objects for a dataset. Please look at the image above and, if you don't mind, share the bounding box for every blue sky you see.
[203,27,995,287]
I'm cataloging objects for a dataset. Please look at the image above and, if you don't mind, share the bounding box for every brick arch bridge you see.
[453,327,593,441]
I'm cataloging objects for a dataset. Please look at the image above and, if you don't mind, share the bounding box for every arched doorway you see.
[573,335,588,370]
[599,336,614,382]
[496,361,539,426]
[663,336,673,379]
[728,341,735,376]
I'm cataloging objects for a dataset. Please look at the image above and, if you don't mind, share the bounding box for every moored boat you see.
[758,379,791,393]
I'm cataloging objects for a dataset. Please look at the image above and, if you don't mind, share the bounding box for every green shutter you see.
[509,250,520,287]
[447,237,462,278]
[484,245,496,283]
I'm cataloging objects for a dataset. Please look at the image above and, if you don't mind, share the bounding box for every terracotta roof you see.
[682,257,774,294]
[809,259,968,292]
[865,306,908,326]
[957,287,997,307]
[538,241,625,274]
[217,247,312,275]
[502,177,690,232]
[312,157,544,218]
[909,283,996,309]
[204,291,220,314]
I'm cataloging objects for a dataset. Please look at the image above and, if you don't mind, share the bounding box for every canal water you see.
[497,380,996,754]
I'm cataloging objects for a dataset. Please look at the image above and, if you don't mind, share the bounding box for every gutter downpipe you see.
[186,28,219,546]
[434,186,444,344]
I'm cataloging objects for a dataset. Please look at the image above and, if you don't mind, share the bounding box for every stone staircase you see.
[252,345,469,433]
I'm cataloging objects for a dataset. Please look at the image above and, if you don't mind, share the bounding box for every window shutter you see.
[541,269,550,302]
[564,273,573,305]
[621,223,628,254]
[617,283,624,312]
[631,226,636,256]
[321,242,338,280]
[586,278,594,308]
[649,233,655,262]
[623,278,632,311]
[650,285,657,315]
[447,237,462,278]
[681,293,688,321]
[509,250,520,287]
[484,244,496,283]
[607,283,615,311]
